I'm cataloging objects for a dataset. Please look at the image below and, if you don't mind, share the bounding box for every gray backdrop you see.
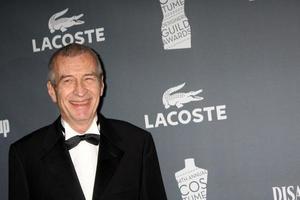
[1,0,300,200]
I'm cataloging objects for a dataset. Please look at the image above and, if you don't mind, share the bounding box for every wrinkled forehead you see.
[53,53,98,75]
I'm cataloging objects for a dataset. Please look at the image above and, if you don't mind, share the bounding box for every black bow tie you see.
[65,134,100,150]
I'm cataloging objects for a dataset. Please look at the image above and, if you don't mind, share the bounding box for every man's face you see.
[47,53,104,129]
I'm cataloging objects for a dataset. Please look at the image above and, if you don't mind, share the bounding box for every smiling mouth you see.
[70,100,91,106]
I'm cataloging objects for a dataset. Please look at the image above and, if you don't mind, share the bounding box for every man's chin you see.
[70,113,95,123]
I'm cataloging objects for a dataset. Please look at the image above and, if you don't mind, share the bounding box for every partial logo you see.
[48,8,84,33]
[163,82,203,109]
[272,185,300,200]
[160,0,191,50]
[175,158,208,200]
[32,8,105,53]
[0,119,10,138]
[144,82,227,129]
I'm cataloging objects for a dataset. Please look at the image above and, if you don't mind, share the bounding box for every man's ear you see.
[47,81,57,103]
[99,76,105,97]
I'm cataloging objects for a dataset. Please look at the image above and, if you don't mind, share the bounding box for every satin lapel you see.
[92,116,124,200]
[41,118,85,200]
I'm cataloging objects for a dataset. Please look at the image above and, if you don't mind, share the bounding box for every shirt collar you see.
[61,116,100,140]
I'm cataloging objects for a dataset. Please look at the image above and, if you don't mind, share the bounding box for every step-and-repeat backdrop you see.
[1,0,300,199]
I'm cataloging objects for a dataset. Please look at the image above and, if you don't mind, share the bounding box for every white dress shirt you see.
[62,117,100,200]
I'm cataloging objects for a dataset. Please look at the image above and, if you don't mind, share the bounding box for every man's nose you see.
[73,81,87,96]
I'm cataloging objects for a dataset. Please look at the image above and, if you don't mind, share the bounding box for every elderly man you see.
[9,43,167,200]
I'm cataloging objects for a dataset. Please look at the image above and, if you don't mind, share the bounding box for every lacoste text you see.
[32,28,105,53]
[144,105,227,129]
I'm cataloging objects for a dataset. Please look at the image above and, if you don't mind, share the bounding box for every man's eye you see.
[63,78,73,83]
[85,76,96,81]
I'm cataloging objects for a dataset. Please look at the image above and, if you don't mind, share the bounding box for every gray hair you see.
[48,43,103,85]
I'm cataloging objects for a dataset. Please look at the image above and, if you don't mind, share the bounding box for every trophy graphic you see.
[175,158,208,200]
[160,0,191,50]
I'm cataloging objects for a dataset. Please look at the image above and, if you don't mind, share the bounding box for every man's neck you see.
[62,117,97,134]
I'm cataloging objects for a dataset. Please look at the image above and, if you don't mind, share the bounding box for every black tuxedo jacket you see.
[9,115,167,200]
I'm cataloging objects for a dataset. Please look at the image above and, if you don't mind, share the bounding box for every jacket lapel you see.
[92,115,124,200]
[41,117,85,200]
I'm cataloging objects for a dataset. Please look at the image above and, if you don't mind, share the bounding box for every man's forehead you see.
[55,52,95,63]
[54,54,97,72]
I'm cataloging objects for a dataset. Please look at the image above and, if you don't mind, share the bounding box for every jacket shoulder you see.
[106,118,151,137]
[10,123,55,153]
[102,118,154,149]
